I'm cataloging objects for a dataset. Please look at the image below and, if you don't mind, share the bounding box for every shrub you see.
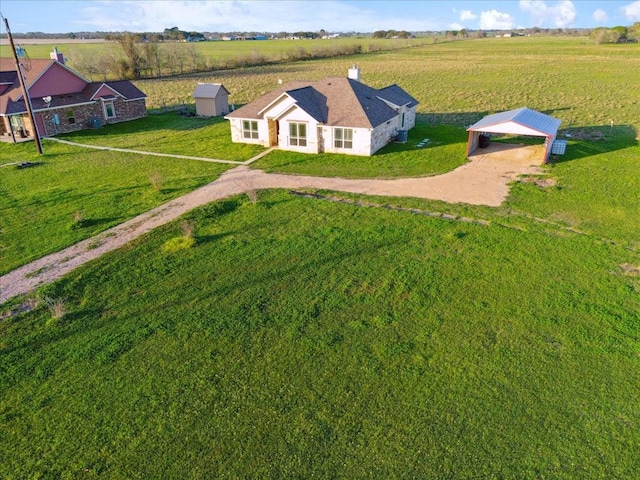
[161,236,196,253]
[42,296,67,322]
[149,172,163,192]
[69,210,87,230]
[162,220,196,252]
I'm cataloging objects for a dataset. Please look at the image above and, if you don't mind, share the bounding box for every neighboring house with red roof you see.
[0,49,146,142]
[225,67,419,156]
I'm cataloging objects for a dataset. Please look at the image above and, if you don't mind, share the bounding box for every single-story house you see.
[466,107,562,163]
[193,83,230,117]
[224,67,419,156]
[0,49,147,142]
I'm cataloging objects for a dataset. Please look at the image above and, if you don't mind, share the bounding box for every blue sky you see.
[1,1,639,33]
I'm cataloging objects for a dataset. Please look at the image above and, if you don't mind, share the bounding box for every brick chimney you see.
[50,47,64,64]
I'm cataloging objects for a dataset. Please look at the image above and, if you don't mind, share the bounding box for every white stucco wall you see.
[320,126,372,156]
[277,108,320,154]
[228,118,270,146]
[228,105,418,155]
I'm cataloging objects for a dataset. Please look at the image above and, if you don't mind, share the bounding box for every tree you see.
[142,41,161,77]
[164,26,186,41]
[629,22,640,41]
[590,26,625,44]
[611,26,628,42]
[116,33,142,78]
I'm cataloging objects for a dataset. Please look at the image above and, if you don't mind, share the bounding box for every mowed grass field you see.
[1,36,639,478]
[133,36,640,130]
[0,37,427,62]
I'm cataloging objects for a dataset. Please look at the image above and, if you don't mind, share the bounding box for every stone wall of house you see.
[3,99,147,141]
[106,99,147,124]
[371,120,399,154]
[43,103,104,136]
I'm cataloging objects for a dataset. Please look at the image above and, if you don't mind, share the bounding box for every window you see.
[242,120,259,139]
[289,122,307,147]
[67,110,76,124]
[334,128,353,149]
[10,115,23,130]
[104,101,115,119]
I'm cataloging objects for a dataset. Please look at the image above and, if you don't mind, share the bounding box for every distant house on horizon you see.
[225,66,419,156]
[0,49,147,142]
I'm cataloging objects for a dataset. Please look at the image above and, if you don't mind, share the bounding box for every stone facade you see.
[1,98,147,139]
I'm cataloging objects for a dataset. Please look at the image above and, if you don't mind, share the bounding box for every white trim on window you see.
[103,100,116,119]
[242,120,259,139]
[334,127,353,149]
[289,122,307,147]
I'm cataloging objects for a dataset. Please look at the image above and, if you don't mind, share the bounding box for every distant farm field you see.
[0,36,426,59]
[1,36,639,478]
[0,36,428,78]
[138,37,640,130]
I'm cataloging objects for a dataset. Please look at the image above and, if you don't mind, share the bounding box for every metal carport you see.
[466,107,561,164]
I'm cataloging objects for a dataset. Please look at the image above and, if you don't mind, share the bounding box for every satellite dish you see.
[43,96,52,103]
[277,79,283,85]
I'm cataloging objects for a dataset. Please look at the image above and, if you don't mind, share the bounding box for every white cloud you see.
[74,0,442,33]
[621,1,640,21]
[592,8,608,23]
[449,23,465,31]
[519,0,576,28]
[479,10,515,30]
[460,10,477,21]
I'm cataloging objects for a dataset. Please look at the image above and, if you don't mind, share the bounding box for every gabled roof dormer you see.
[89,83,125,101]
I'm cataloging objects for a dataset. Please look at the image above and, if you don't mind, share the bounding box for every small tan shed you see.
[193,83,230,117]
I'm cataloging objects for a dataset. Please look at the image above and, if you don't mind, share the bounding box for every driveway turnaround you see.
[0,153,541,304]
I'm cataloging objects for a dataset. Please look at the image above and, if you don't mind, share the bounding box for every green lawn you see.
[254,124,468,178]
[1,187,638,478]
[0,139,228,274]
[60,113,266,161]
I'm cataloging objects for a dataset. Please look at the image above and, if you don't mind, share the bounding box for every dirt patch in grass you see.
[563,129,606,141]
[0,298,39,320]
[518,175,558,188]
[619,263,640,276]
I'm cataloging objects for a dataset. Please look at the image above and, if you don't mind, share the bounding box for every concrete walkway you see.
[0,151,540,304]
[45,137,273,165]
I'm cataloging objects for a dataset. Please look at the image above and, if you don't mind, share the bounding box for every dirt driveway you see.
[0,149,542,304]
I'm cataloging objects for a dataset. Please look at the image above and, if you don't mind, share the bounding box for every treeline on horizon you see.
[9,23,639,41]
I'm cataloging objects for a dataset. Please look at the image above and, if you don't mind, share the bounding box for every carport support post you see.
[3,17,43,155]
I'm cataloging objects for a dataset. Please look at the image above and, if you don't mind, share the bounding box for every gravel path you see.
[0,146,540,304]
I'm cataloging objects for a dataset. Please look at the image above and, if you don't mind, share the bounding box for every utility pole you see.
[3,16,43,154]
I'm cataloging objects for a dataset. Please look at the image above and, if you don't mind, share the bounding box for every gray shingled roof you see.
[227,77,417,129]
[286,86,328,123]
[193,83,229,98]
[467,107,561,136]
[377,84,419,108]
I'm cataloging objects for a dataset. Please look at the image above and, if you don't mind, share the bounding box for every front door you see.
[35,114,47,137]
[268,119,279,146]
